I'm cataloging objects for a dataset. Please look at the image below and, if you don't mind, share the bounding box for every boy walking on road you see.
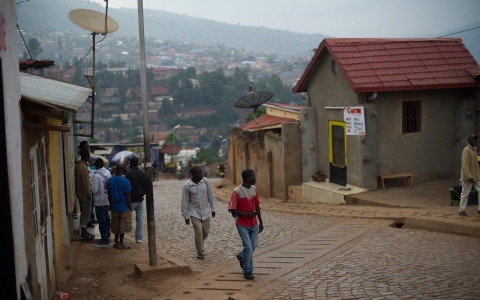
[181,166,217,260]
[107,163,132,250]
[228,169,264,280]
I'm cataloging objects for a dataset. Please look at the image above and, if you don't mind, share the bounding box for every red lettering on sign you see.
[347,107,362,116]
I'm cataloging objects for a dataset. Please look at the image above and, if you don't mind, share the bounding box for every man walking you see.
[459,134,480,216]
[125,157,146,243]
[75,150,94,240]
[228,169,264,280]
[181,166,217,260]
[107,163,132,250]
[91,158,112,247]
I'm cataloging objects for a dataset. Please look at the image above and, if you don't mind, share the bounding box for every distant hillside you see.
[17,0,327,55]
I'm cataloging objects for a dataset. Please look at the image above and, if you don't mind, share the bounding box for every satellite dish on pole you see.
[68,9,119,33]
[233,86,273,124]
[68,8,119,138]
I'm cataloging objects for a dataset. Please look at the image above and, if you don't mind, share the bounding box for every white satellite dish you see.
[67,8,119,138]
[68,9,119,33]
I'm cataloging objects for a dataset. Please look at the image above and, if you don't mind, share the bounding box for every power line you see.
[437,25,480,38]
[17,23,32,60]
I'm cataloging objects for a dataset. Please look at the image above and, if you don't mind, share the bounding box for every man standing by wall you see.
[459,134,480,216]
[228,169,264,280]
[125,157,146,243]
[181,166,217,260]
[107,163,132,250]
[91,158,112,247]
[75,150,94,240]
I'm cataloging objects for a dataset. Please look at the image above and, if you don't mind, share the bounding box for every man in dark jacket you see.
[125,156,146,243]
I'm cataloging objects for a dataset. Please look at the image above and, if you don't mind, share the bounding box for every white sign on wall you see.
[344,106,366,135]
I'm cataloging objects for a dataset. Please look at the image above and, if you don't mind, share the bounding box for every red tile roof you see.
[293,38,480,93]
[151,132,168,143]
[240,114,296,131]
[158,144,181,155]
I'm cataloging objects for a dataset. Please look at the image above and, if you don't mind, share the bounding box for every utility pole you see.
[137,0,157,265]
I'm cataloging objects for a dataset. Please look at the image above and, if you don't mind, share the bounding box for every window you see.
[402,101,421,133]
[331,60,340,75]
[30,138,49,235]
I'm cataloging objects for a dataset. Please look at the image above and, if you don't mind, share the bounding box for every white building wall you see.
[1,1,27,298]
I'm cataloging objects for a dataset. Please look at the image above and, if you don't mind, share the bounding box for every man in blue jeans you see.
[228,169,264,280]
[125,157,146,243]
[91,158,112,247]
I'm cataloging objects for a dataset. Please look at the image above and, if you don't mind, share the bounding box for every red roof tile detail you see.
[293,38,480,93]
[404,73,433,80]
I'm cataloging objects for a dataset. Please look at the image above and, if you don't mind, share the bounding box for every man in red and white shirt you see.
[228,169,264,280]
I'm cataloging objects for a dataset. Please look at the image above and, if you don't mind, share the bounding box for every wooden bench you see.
[379,173,413,190]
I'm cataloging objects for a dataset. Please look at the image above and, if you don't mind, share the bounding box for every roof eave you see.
[356,82,480,93]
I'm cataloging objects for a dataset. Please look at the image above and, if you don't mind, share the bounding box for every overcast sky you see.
[90,0,480,37]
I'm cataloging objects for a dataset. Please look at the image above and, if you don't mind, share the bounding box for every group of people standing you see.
[181,166,264,280]
[74,141,146,250]
[75,140,265,280]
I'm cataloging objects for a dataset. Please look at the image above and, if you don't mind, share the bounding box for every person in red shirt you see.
[228,169,264,280]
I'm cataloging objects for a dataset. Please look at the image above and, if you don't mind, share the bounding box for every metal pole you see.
[137,0,157,266]
[91,33,96,139]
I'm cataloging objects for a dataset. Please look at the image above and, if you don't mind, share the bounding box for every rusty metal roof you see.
[20,72,91,112]
[240,114,296,132]
[293,38,480,93]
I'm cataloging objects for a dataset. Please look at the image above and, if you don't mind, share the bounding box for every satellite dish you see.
[233,87,273,124]
[68,9,119,33]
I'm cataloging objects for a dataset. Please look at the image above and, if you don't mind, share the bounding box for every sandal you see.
[118,245,131,250]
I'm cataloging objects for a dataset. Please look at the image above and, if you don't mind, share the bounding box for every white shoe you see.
[136,240,142,243]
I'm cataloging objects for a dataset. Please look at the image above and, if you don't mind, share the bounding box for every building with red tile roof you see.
[292,38,480,191]
[294,38,480,93]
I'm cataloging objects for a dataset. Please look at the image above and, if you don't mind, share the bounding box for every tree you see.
[246,107,266,122]
[28,38,43,59]
[112,116,122,128]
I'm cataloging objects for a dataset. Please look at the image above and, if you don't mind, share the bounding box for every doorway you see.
[329,121,347,186]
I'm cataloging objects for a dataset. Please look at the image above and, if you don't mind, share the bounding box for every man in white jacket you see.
[91,158,112,247]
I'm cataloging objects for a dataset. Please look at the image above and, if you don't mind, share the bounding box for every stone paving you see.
[259,227,480,300]
[148,179,336,273]
[128,179,480,299]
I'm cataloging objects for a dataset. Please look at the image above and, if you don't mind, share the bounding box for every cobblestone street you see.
[151,179,335,273]
[144,179,480,299]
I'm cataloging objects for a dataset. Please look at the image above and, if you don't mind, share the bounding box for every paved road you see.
[140,179,480,299]
[151,179,334,273]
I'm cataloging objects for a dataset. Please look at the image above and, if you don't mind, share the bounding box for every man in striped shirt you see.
[228,169,264,280]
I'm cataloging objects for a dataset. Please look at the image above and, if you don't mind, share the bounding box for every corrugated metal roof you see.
[20,73,92,111]
[293,38,480,93]
[240,114,296,132]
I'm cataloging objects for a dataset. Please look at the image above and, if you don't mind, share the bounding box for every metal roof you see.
[240,114,296,132]
[293,38,480,93]
[20,73,92,112]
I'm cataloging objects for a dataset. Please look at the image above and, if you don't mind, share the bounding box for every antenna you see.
[68,8,119,138]
[233,86,273,124]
